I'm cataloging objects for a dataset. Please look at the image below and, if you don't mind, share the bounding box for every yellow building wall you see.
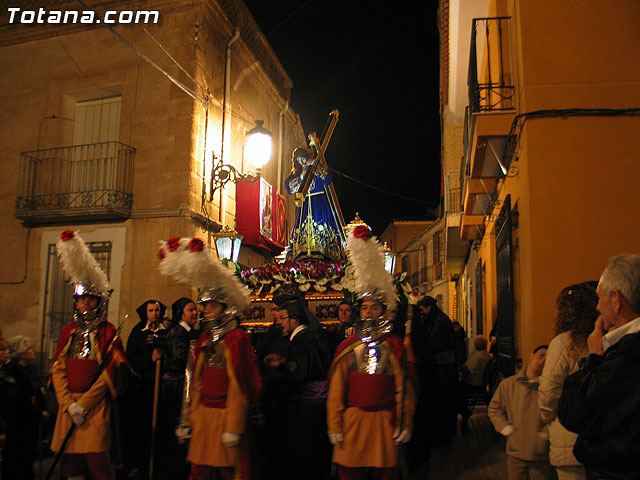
[475,0,640,360]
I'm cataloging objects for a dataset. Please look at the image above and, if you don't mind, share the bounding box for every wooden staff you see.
[148,356,162,479]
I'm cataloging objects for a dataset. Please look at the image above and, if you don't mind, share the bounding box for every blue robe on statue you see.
[285,165,344,261]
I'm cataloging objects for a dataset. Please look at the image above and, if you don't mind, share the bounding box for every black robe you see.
[409,305,458,448]
[123,322,168,474]
[155,323,199,480]
[277,327,331,480]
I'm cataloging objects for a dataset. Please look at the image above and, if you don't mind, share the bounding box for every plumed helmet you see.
[56,230,111,324]
[346,225,397,319]
[158,236,250,327]
[344,223,398,342]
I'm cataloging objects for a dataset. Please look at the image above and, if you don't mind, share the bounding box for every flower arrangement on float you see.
[240,259,354,296]
[238,223,379,296]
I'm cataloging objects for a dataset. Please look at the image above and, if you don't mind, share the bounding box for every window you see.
[433,231,444,281]
[70,97,122,205]
[74,97,121,145]
[419,245,426,283]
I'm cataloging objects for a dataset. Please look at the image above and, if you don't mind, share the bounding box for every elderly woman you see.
[538,281,599,480]
[1,336,47,480]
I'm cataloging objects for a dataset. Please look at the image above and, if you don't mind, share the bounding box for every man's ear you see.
[611,289,623,314]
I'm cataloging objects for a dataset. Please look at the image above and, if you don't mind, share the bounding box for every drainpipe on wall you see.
[219,28,240,223]
[277,102,289,194]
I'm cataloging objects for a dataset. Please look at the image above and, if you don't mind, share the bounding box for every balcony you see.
[15,142,135,225]
[468,17,514,114]
[461,17,516,240]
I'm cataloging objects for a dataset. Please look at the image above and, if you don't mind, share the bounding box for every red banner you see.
[236,178,286,252]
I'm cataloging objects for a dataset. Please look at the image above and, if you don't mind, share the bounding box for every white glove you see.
[67,402,87,426]
[329,433,344,448]
[499,425,514,436]
[221,432,241,448]
[175,424,192,442]
[393,428,411,445]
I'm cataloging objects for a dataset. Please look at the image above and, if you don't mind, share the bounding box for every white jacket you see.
[538,331,586,467]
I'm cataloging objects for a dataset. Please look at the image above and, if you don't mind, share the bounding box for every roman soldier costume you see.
[327,226,416,480]
[158,236,261,480]
[49,230,128,480]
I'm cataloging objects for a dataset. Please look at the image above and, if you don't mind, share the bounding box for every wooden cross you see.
[296,109,346,227]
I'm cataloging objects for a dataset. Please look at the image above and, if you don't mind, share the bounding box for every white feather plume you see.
[346,234,397,316]
[158,237,250,312]
[56,230,111,295]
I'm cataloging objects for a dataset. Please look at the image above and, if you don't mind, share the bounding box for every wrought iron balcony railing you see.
[444,171,461,215]
[15,141,135,225]
[468,17,514,113]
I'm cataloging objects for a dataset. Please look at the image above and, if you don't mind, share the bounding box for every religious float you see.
[236,111,410,331]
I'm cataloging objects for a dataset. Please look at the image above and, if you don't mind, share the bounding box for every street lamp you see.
[213,225,243,263]
[382,242,396,274]
[210,120,273,197]
[244,120,272,170]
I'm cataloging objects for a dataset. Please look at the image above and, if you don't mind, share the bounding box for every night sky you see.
[243,1,442,235]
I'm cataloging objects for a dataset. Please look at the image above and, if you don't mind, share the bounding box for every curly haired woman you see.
[538,281,599,480]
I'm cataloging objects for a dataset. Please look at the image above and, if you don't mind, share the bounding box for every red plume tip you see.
[60,229,75,241]
[352,225,371,240]
[167,237,181,252]
[188,238,204,253]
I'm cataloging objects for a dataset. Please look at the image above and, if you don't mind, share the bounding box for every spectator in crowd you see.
[408,295,458,454]
[452,321,468,366]
[489,345,554,480]
[538,281,598,480]
[458,335,492,429]
[1,336,47,480]
[489,323,499,356]
[558,254,640,479]
[460,335,492,387]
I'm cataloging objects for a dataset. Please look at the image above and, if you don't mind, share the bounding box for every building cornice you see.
[0,0,293,104]
[213,0,292,102]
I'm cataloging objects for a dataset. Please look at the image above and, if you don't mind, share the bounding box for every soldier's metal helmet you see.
[56,230,112,325]
[73,282,109,323]
[158,236,251,333]
[197,287,236,329]
[356,292,393,343]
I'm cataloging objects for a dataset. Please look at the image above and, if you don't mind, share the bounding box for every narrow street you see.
[34,406,507,480]
[425,406,508,480]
